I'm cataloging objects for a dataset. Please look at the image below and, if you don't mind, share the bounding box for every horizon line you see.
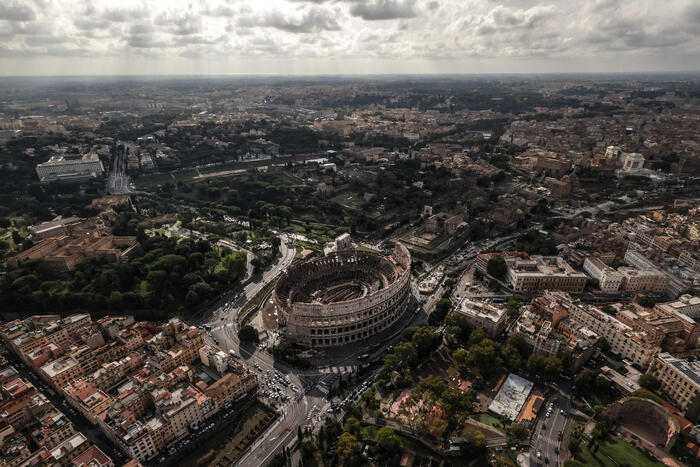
[0,71,700,79]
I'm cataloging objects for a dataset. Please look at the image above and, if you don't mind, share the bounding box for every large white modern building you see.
[36,153,104,182]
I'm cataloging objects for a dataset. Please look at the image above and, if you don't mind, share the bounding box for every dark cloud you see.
[0,1,37,22]
[349,0,417,20]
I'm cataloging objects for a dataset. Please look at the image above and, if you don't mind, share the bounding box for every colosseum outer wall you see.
[275,243,412,348]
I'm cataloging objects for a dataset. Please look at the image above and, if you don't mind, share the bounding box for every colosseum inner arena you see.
[273,243,411,348]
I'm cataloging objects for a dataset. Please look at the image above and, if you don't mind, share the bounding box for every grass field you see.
[574,436,663,467]
[134,169,198,189]
[238,276,279,321]
[472,413,505,430]
[198,156,291,174]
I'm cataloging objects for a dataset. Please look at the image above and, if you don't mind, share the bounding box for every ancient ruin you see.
[274,243,411,348]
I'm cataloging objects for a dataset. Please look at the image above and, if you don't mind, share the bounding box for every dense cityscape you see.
[0,71,699,467]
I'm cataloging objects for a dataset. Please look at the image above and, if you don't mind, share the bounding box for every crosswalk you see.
[318,364,356,375]
[211,322,236,332]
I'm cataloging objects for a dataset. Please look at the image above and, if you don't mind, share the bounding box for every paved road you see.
[198,236,316,467]
[198,233,431,467]
[3,350,128,465]
[107,142,131,195]
[530,392,571,467]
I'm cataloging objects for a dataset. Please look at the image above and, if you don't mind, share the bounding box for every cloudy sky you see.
[0,0,698,75]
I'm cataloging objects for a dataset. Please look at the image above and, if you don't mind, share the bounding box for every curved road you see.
[199,235,336,467]
[197,234,426,467]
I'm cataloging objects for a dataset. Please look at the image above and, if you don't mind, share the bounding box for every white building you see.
[319,162,337,173]
[583,257,624,294]
[488,373,534,420]
[35,153,104,182]
[647,353,700,421]
[199,345,230,375]
[335,233,352,251]
[455,298,507,337]
[620,152,645,172]
[656,295,700,320]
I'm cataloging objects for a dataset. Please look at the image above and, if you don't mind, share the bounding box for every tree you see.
[376,427,401,454]
[411,326,440,358]
[510,423,529,440]
[468,327,489,347]
[394,341,418,368]
[501,344,522,371]
[596,337,610,352]
[337,432,360,462]
[470,430,486,447]
[238,325,260,344]
[507,333,532,360]
[527,355,562,381]
[585,277,600,291]
[487,256,507,280]
[467,339,503,376]
[574,368,598,395]
[430,298,452,324]
[638,374,661,392]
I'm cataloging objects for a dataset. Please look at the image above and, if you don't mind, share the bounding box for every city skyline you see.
[0,0,699,75]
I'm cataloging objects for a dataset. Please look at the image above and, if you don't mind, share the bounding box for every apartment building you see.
[41,357,85,392]
[154,387,213,437]
[455,298,508,337]
[583,256,624,293]
[63,379,114,425]
[567,304,659,368]
[199,346,231,375]
[203,372,258,411]
[0,427,33,467]
[29,409,75,450]
[647,353,700,422]
[656,294,700,320]
[50,432,91,466]
[0,378,37,429]
[618,267,669,294]
[505,255,587,293]
[71,445,114,467]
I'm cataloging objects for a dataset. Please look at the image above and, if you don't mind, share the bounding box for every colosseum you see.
[273,243,412,348]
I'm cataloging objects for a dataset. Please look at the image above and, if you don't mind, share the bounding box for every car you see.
[560,409,566,415]
[544,458,549,464]
[536,451,541,459]
[557,434,562,441]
